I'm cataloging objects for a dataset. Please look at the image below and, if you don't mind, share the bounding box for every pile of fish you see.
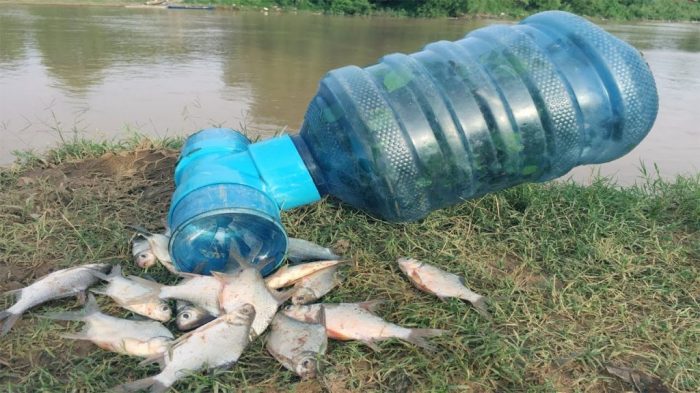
[0,229,490,392]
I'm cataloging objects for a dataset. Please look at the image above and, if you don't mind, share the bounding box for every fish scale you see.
[0,263,111,336]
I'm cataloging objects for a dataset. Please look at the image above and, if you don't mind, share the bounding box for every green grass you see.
[1,138,698,392]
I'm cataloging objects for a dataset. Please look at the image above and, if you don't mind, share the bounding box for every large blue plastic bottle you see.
[168,11,658,275]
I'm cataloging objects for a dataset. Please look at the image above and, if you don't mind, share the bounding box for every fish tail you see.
[42,293,100,321]
[87,265,116,282]
[0,310,21,336]
[111,376,168,393]
[468,296,492,320]
[405,328,447,353]
[99,264,122,281]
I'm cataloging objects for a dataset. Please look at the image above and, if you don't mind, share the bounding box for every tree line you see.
[227,0,700,20]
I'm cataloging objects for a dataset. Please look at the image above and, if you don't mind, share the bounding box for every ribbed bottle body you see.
[297,11,658,222]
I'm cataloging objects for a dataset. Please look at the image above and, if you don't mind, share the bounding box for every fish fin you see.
[211,271,232,283]
[2,288,23,298]
[138,353,166,368]
[173,272,201,281]
[361,339,382,352]
[226,241,254,271]
[76,290,87,305]
[109,265,123,278]
[405,328,447,353]
[191,262,206,275]
[0,311,21,336]
[60,332,92,341]
[43,293,100,321]
[160,261,178,274]
[126,224,153,237]
[111,376,166,393]
[358,299,385,314]
[273,287,295,305]
[89,287,109,296]
[318,305,327,328]
[287,256,302,264]
[42,311,85,321]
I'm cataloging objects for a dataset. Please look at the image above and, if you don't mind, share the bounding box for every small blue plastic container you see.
[168,128,319,275]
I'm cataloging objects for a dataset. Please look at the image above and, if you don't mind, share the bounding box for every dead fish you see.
[90,266,171,322]
[397,257,490,319]
[127,273,223,317]
[283,301,446,352]
[132,238,157,269]
[287,238,341,264]
[292,264,344,305]
[0,263,111,336]
[266,310,327,379]
[127,225,176,273]
[43,294,173,358]
[114,303,255,393]
[265,260,345,289]
[175,302,215,332]
[217,266,293,338]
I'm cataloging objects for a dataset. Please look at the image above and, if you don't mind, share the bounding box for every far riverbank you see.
[1,0,699,21]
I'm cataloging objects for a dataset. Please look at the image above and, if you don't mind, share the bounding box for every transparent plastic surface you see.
[296,11,658,222]
[169,183,287,275]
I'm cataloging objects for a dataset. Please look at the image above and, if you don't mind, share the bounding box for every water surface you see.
[1,5,698,184]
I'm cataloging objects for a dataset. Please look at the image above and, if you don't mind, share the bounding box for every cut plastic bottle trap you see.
[167,11,659,275]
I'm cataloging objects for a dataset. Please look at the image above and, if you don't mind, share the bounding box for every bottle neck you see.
[290,133,328,196]
[247,134,322,210]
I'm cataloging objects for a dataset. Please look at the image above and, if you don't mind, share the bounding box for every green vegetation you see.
[1,137,698,391]
[188,0,700,20]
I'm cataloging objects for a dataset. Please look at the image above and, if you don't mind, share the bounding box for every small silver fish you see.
[126,273,223,317]
[128,225,176,273]
[132,238,157,269]
[283,302,446,352]
[292,264,344,305]
[397,257,490,319]
[287,238,341,264]
[175,302,215,332]
[217,266,293,338]
[115,303,256,393]
[266,311,327,379]
[43,294,173,358]
[90,266,171,322]
[265,260,345,289]
[0,263,111,336]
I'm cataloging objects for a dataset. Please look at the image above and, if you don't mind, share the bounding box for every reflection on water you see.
[0,5,698,184]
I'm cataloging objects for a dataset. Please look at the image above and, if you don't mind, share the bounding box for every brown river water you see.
[1,5,698,184]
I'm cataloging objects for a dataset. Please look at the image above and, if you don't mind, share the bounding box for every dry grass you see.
[1,138,698,392]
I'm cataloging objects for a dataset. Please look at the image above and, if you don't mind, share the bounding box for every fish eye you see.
[161,305,170,312]
[181,312,190,319]
[301,358,314,368]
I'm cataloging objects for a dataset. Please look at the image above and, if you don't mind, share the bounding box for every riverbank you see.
[1,138,698,391]
[2,0,699,20]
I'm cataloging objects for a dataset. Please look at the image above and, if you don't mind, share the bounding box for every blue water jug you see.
[168,11,658,275]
